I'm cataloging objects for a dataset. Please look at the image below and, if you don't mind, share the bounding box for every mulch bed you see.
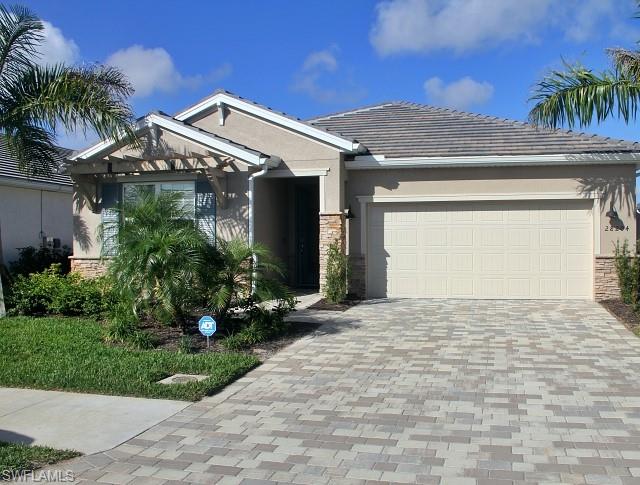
[139,319,321,360]
[600,299,640,334]
[308,297,361,312]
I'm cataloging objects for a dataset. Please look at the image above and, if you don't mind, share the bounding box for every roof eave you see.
[346,152,640,170]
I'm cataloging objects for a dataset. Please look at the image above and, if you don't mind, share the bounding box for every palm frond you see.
[0,4,42,87]
[608,47,640,79]
[528,62,640,128]
[3,63,135,140]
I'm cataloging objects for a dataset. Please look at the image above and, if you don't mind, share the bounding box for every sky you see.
[21,0,640,149]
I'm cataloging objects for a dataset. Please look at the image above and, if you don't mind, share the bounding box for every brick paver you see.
[39,300,640,484]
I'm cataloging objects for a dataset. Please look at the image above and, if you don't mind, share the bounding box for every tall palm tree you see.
[529,3,640,129]
[0,4,135,318]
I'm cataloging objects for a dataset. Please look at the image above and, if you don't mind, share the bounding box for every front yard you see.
[0,441,79,479]
[0,316,259,401]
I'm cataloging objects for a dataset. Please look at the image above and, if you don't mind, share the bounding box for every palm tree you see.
[0,4,135,318]
[204,238,289,326]
[101,190,209,330]
[0,4,135,176]
[529,3,640,129]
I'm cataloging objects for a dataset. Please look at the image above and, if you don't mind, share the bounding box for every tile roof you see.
[309,102,640,158]
[0,138,72,186]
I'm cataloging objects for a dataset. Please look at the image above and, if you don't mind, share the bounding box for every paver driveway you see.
[51,300,640,484]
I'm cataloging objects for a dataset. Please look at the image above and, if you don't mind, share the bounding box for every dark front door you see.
[294,179,320,288]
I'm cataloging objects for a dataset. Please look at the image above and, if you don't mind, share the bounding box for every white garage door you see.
[367,200,593,299]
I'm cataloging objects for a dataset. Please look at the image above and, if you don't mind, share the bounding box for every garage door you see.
[367,200,593,299]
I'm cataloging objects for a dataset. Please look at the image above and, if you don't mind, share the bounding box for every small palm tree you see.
[529,3,640,129]
[0,4,135,175]
[204,238,289,325]
[102,190,208,330]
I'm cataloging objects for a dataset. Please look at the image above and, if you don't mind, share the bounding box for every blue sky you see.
[22,0,640,148]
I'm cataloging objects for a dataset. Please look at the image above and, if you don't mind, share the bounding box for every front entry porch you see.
[254,176,320,289]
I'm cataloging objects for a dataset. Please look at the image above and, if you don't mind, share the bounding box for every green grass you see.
[0,316,260,401]
[0,441,80,478]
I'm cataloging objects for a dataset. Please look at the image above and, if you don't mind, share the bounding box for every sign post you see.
[198,316,217,348]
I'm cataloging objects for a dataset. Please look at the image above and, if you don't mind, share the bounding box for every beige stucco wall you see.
[347,164,637,257]
[0,183,72,263]
[192,108,343,212]
[72,186,101,259]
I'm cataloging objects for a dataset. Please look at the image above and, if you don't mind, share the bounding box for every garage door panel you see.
[367,200,593,299]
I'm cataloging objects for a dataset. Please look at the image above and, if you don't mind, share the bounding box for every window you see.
[100,179,216,256]
[123,181,195,218]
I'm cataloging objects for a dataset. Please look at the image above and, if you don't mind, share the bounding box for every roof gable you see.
[71,112,276,167]
[309,102,640,158]
[175,90,362,152]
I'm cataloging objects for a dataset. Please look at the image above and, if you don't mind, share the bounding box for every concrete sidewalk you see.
[0,388,189,454]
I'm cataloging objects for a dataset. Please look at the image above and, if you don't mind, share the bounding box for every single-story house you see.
[68,90,638,300]
[0,140,73,264]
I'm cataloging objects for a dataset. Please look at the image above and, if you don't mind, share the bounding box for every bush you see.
[221,297,296,351]
[7,265,110,316]
[614,240,640,306]
[324,240,348,303]
[9,246,72,276]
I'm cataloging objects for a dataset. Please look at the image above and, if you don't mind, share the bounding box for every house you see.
[68,90,639,300]
[0,140,73,264]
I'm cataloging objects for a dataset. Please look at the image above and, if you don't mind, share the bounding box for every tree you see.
[204,238,288,325]
[0,4,134,318]
[529,3,640,129]
[0,4,135,176]
[101,190,208,330]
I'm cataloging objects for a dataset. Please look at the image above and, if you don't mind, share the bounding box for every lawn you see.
[0,441,80,479]
[0,316,260,401]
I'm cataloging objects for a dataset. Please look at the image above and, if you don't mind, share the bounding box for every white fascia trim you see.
[175,92,361,152]
[147,114,268,166]
[263,168,329,178]
[72,114,272,167]
[347,153,640,169]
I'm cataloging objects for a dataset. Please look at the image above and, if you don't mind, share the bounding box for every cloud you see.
[424,76,494,110]
[291,46,366,104]
[35,21,80,66]
[370,0,640,56]
[105,45,231,98]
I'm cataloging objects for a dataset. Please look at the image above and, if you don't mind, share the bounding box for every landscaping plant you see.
[614,240,640,307]
[203,238,291,325]
[7,264,110,316]
[102,190,208,330]
[9,245,72,276]
[324,239,348,303]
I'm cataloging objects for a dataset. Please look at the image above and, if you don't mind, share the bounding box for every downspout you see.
[248,156,281,294]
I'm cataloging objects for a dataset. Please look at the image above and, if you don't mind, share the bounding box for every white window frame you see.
[122,180,197,219]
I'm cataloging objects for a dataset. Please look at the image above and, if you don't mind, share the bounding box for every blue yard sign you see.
[198,316,216,347]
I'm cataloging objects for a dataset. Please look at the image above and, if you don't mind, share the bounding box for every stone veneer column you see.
[70,258,110,278]
[594,256,620,301]
[319,212,346,293]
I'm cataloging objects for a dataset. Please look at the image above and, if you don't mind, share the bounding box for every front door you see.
[294,180,320,288]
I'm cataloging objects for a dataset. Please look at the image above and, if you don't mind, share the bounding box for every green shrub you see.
[7,265,110,316]
[221,298,295,351]
[9,246,72,276]
[178,335,194,354]
[103,301,153,349]
[614,240,640,305]
[324,240,348,303]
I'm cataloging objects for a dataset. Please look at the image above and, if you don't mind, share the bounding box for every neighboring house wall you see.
[0,181,72,263]
[346,164,636,300]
